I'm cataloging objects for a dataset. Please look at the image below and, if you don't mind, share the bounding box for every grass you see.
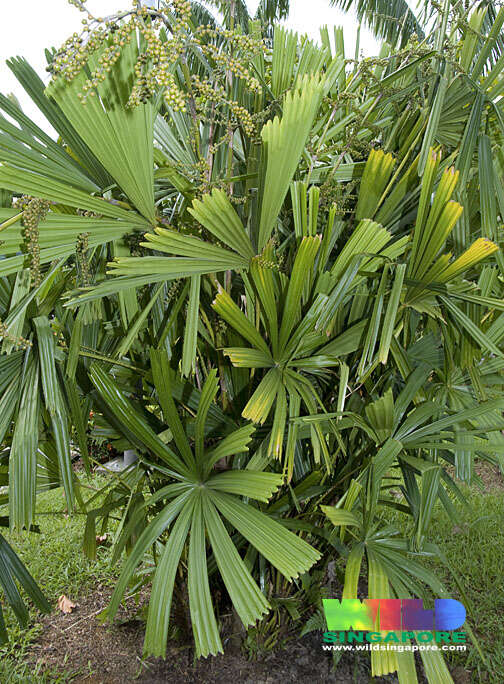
[0,475,503,682]
[382,474,504,683]
[420,487,504,683]
[0,476,118,683]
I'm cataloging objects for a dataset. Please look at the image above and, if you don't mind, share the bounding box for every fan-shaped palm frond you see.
[330,0,424,47]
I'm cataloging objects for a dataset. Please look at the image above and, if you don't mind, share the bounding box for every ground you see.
[0,464,503,683]
[29,589,397,683]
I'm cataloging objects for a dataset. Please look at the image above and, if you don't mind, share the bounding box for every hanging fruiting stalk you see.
[16,196,50,288]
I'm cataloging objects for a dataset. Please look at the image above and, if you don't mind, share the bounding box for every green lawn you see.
[0,478,118,683]
[380,474,504,683]
[421,487,504,683]
[0,476,503,682]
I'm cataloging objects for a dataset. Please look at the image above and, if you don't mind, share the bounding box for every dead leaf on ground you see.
[57,595,76,614]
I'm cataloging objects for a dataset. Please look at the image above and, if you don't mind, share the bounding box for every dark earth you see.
[28,583,404,684]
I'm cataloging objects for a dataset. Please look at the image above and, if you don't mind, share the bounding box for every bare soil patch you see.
[474,461,504,493]
[29,584,399,683]
[444,461,504,493]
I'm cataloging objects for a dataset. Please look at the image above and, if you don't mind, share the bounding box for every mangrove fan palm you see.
[0,1,504,681]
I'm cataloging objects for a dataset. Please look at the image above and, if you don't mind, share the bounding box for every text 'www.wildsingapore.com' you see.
[322,638,467,653]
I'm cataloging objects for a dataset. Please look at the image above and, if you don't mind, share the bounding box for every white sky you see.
[0,0,378,132]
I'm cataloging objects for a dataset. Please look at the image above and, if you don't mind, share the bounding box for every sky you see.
[0,0,378,132]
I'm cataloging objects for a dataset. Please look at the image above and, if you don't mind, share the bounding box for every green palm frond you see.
[330,0,424,48]
[90,361,319,658]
